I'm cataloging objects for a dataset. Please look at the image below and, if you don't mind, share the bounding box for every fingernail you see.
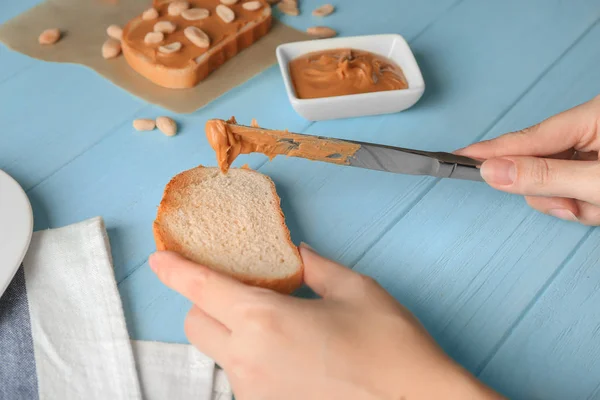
[148,252,159,273]
[299,242,317,258]
[548,209,579,222]
[299,242,314,251]
[480,158,516,185]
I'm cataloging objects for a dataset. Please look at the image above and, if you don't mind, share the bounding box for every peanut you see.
[312,4,334,17]
[220,0,239,4]
[168,1,190,16]
[106,24,123,41]
[142,8,159,20]
[158,42,182,54]
[181,8,210,21]
[154,21,176,34]
[277,2,299,16]
[216,5,236,23]
[133,119,156,131]
[184,26,210,48]
[306,26,337,38]
[156,117,177,136]
[38,28,61,45]
[102,39,121,59]
[144,31,164,45]
[243,1,262,11]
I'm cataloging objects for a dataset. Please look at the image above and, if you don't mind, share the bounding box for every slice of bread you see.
[122,0,272,89]
[153,166,303,294]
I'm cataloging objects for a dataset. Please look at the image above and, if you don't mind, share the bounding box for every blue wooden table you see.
[2,1,600,398]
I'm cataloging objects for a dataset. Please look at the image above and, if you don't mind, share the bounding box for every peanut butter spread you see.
[206,118,361,173]
[289,48,408,99]
[125,0,268,69]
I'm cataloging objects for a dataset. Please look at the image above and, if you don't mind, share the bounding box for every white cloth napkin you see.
[20,216,231,400]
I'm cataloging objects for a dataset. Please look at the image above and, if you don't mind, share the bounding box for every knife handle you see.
[412,150,482,167]
[436,153,484,181]
[404,150,484,181]
[444,163,484,181]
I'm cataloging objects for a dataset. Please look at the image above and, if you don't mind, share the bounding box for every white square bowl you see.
[276,34,425,121]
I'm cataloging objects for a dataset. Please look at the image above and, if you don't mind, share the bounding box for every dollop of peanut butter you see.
[205,118,361,173]
[289,48,408,99]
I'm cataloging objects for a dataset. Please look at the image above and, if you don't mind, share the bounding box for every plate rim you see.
[0,170,33,297]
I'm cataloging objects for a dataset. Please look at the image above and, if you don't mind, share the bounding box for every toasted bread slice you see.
[153,166,303,294]
[122,0,272,89]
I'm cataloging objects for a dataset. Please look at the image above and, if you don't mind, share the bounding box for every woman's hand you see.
[149,246,502,400]
[457,95,600,225]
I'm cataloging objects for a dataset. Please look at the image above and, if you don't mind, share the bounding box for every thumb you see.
[299,243,357,299]
[480,156,600,205]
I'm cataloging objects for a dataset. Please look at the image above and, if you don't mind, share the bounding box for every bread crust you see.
[122,2,272,89]
[153,166,304,294]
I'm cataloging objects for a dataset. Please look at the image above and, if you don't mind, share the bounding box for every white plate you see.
[0,170,33,297]
[276,34,425,121]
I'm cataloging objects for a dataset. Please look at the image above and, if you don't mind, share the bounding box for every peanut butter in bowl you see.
[276,34,425,120]
[288,48,409,99]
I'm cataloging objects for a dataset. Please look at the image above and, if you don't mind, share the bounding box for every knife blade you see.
[346,141,483,181]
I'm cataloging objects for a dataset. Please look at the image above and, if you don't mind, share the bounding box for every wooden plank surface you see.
[479,228,600,400]
[2,0,600,398]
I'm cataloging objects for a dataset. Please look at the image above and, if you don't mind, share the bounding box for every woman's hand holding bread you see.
[149,246,503,400]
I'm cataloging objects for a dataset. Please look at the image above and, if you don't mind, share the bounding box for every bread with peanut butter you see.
[153,165,304,294]
[122,0,272,89]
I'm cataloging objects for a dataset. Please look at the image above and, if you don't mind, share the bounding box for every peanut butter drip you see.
[289,48,408,99]
[205,118,361,173]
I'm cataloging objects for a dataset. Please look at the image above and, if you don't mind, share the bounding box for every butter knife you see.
[212,122,484,182]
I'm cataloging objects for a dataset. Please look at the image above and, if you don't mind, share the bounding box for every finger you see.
[149,251,251,328]
[529,197,600,226]
[479,156,600,205]
[456,98,599,159]
[184,306,231,361]
[525,194,600,225]
[576,201,600,226]
[299,243,357,299]
[525,196,579,222]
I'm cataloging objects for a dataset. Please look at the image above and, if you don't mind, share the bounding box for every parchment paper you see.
[0,0,310,113]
